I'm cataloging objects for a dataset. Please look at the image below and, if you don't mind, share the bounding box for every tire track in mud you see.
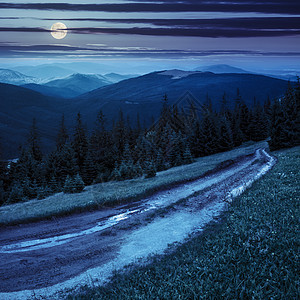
[0,149,276,299]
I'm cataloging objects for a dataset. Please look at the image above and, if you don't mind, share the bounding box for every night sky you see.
[0,0,299,72]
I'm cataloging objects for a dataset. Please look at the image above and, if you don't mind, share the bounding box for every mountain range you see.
[0,66,293,159]
[0,69,41,86]
[74,70,289,129]
[0,69,135,98]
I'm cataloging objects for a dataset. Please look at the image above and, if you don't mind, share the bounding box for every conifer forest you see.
[0,83,299,206]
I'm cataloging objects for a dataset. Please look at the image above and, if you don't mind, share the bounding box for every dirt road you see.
[0,149,276,299]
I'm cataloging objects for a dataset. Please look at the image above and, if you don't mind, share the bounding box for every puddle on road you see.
[1,199,227,300]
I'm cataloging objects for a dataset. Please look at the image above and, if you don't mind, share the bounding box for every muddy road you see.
[0,149,276,299]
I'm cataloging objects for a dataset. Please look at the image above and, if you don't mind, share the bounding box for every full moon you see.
[51,22,67,40]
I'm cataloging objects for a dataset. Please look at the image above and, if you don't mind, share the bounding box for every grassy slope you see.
[67,146,299,299]
[0,141,267,225]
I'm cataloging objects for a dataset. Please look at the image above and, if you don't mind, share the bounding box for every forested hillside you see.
[0,83,299,206]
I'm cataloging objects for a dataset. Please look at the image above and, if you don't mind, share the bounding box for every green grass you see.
[0,141,267,225]
[66,146,299,299]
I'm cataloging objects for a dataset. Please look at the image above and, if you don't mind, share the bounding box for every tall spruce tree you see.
[82,148,97,185]
[269,99,287,150]
[27,118,43,161]
[201,110,219,155]
[269,84,300,150]
[218,115,234,151]
[249,101,268,141]
[56,114,68,150]
[72,112,88,174]
[113,109,127,159]
[282,83,300,147]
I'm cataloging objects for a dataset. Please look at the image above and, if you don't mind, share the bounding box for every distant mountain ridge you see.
[12,65,75,80]
[195,64,248,74]
[75,70,290,131]
[0,69,40,85]
[43,73,112,98]
[8,71,136,98]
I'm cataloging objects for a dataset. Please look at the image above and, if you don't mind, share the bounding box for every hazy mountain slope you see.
[75,71,289,128]
[0,69,39,85]
[0,83,71,158]
[195,64,249,74]
[104,73,138,83]
[22,83,84,99]
[44,73,112,97]
[12,65,74,80]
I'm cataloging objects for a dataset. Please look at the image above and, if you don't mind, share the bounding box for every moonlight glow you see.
[51,22,67,40]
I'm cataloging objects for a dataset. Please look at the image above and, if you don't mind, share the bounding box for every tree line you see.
[0,83,299,205]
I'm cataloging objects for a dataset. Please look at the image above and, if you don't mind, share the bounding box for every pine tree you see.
[63,175,74,194]
[189,119,203,157]
[249,102,268,141]
[294,80,300,145]
[133,161,143,178]
[27,118,43,161]
[269,84,300,150]
[14,149,40,183]
[48,176,60,193]
[282,83,300,147]
[218,116,234,151]
[46,144,78,185]
[113,109,127,158]
[90,110,116,175]
[8,182,26,203]
[56,114,68,150]
[110,162,122,181]
[233,89,250,142]
[37,185,52,200]
[268,99,287,150]
[73,174,85,192]
[183,146,194,164]
[201,111,219,155]
[21,177,38,199]
[231,111,244,147]
[0,179,5,206]
[63,174,84,193]
[155,148,166,171]
[82,149,97,185]
[72,113,88,173]
[145,160,156,178]
[220,92,228,113]
[122,142,133,165]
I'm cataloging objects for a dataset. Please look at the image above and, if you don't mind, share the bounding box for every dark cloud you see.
[129,0,299,4]
[0,2,299,14]
[65,26,300,38]
[43,17,300,30]
[1,23,299,38]
[0,27,49,32]
[0,42,299,59]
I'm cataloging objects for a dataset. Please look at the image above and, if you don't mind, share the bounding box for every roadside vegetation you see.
[0,141,266,225]
[67,146,299,300]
